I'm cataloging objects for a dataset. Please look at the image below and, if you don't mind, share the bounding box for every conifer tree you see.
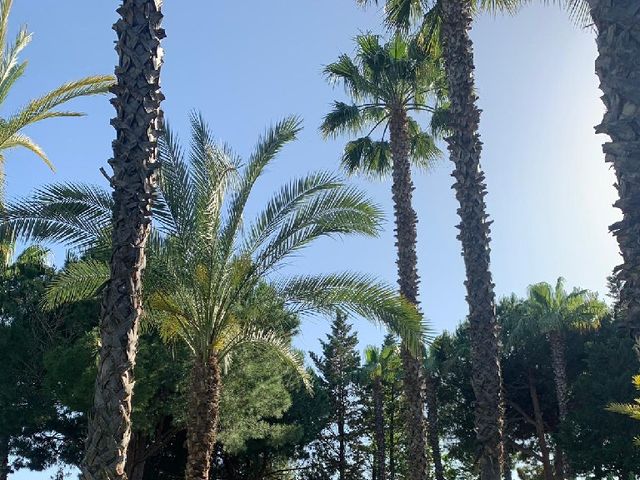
[306,312,366,480]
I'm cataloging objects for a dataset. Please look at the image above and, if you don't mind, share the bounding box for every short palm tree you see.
[519,278,607,478]
[6,114,426,480]
[0,0,112,201]
[362,345,395,480]
[321,33,446,480]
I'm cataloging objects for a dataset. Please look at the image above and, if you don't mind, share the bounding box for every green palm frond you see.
[220,326,312,392]
[3,132,53,170]
[15,244,50,267]
[242,171,343,253]
[156,121,196,237]
[0,26,30,105]
[44,258,109,310]
[219,116,302,259]
[323,33,446,179]
[277,272,428,356]
[607,375,640,445]
[5,182,112,248]
[525,277,607,335]
[251,183,383,277]
[342,137,392,178]
[0,75,114,148]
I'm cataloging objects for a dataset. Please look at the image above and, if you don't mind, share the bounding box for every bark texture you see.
[587,0,640,340]
[424,372,445,480]
[124,430,147,480]
[185,353,222,480]
[547,331,568,479]
[584,39,634,465]
[373,376,386,480]
[439,0,504,478]
[389,107,430,480]
[81,2,164,479]
[528,371,553,480]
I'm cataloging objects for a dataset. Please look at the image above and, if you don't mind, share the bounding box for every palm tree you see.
[363,345,396,480]
[359,2,523,477]
[7,114,426,480]
[521,278,607,478]
[424,349,445,480]
[0,0,113,202]
[321,33,446,480]
[79,0,165,478]
[584,0,640,346]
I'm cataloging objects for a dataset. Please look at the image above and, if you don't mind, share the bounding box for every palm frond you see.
[341,137,392,178]
[156,121,196,237]
[220,326,312,392]
[277,272,428,356]
[15,244,50,268]
[242,171,343,254]
[5,182,112,248]
[251,184,383,277]
[44,259,109,309]
[0,75,114,146]
[219,116,302,261]
[3,132,53,170]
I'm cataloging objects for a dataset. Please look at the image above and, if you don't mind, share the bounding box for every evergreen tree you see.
[305,312,366,480]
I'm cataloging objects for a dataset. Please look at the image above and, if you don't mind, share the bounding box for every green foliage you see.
[321,33,447,178]
[0,0,113,193]
[303,312,368,480]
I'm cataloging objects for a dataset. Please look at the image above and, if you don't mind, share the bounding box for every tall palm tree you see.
[321,33,446,480]
[7,114,426,480]
[0,0,112,202]
[76,0,165,478]
[518,278,607,478]
[359,2,521,477]
[584,0,640,346]
[363,345,395,480]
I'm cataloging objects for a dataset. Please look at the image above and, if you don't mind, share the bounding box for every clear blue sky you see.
[7,2,616,477]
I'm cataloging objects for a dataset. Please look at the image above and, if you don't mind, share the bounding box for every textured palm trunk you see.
[373,376,386,480]
[389,106,430,480]
[586,0,640,344]
[81,2,164,479]
[0,435,9,480]
[547,331,568,479]
[124,430,148,480]
[185,352,222,480]
[439,0,504,478]
[528,371,553,480]
[424,372,444,480]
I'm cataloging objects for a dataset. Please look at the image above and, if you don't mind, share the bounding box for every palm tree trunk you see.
[81,2,164,479]
[124,430,148,480]
[528,371,554,480]
[389,106,429,480]
[424,372,444,480]
[586,0,640,344]
[185,352,222,480]
[373,376,386,480]
[0,435,9,480]
[389,381,397,480]
[547,331,569,479]
[439,0,504,479]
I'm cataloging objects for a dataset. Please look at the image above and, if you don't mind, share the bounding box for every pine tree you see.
[305,312,366,480]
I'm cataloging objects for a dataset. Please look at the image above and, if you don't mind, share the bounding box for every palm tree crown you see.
[6,113,427,354]
[321,33,447,177]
